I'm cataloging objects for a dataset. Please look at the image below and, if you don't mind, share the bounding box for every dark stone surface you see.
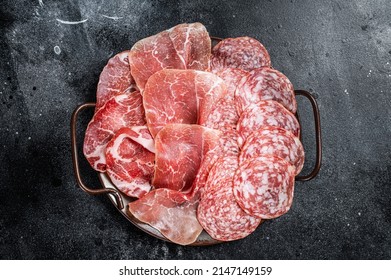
[1,0,390,259]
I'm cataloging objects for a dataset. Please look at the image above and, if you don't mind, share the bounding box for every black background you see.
[1,0,390,259]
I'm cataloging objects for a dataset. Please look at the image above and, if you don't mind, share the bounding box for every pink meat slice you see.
[237,100,300,147]
[236,67,297,114]
[153,124,221,193]
[83,90,146,172]
[233,155,296,219]
[240,126,305,175]
[197,177,262,241]
[128,188,203,245]
[143,69,227,137]
[128,22,211,92]
[211,37,271,73]
[202,155,239,198]
[95,51,137,111]
[105,127,155,198]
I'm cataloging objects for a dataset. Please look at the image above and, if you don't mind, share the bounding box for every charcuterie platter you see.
[71,23,322,246]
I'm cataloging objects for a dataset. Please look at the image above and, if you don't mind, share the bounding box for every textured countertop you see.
[1,0,390,259]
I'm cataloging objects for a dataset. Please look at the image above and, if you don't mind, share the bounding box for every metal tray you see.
[71,89,321,246]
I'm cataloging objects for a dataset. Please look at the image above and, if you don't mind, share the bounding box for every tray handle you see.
[294,90,322,181]
[70,103,124,209]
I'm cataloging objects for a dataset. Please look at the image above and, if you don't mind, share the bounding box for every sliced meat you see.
[143,69,227,137]
[95,51,137,111]
[240,126,305,175]
[203,68,249,131]
[128,188,203,245]
[83,90,146,172]
[236,67,297,114]
[202,155,239,198]
[233,155,296,219]
[197,177,262,241]
[237,100,300,147]
[219,128,240,156]
[153,124,221,193]
[105,127,155,198]
[129,22,211,92]
[211,37,271,72]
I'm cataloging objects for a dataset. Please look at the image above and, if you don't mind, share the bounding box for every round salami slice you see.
[240,126,305,175]
[202,155,239,198]
[237,100,300,147]
[233,156,295,219]
[236,67,297,114]
[197,178,262,241]
[211,37,271,72]
[219,127,240,156]
[203,96,239,131]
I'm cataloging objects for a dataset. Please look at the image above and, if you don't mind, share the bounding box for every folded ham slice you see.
[153,124,221,193]
[143,69,227,137]
[129,22,211,92]
[83,90,146,172]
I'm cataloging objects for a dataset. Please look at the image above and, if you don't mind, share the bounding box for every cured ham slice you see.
[129,22,211,92]
[143,69,227,137]
[211,37,271,72]
[83,90,146,171]
[105,127,155,198]
[128,188,203,245]
[237,100,300,147]
[153,124,221,193]
[95,51,137,111]
[233,155,295,219]
[236,67,297,114]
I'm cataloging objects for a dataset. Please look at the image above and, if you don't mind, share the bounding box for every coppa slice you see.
[129,22,211,92]
[237,100,300,147]
[143,69,227,137]
[233,156,295,219]
[240,126,305,175]
[236,67,297,114]
[128,188,203,246]
[83,90,145,172]
[153,124,221,193]
[95,50,137,111]
[105,127,155,198]
[197,178,262,241]
[211,37,271,72]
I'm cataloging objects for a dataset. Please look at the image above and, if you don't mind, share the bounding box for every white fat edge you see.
[128,126,155,153]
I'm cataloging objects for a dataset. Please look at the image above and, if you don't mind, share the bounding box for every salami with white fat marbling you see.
[233,155,295,219]
[211,37,271,72]
[240,126,305,175]
[237,100,300,147]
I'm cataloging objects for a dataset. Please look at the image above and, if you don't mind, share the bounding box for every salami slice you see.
[233,156,295,219]
[211,37,271,72]
[237,100,300,147]
[197,178,262,241]
[236,67,297,114]
[240,126,305,175]
[105,127,154,198]
[203,96,238,131]
[95,51,137,111]
[202,155,239,197]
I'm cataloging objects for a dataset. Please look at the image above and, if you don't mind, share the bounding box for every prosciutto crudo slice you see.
[128,22,211,92]
[83,90,146,172]
[153,124,221,193]
[143,69,227,137]
[236,67,297,114]
[211,37,271,72]
[105,127,155,198]
[128,188,203,245]
[95,50,137,111]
